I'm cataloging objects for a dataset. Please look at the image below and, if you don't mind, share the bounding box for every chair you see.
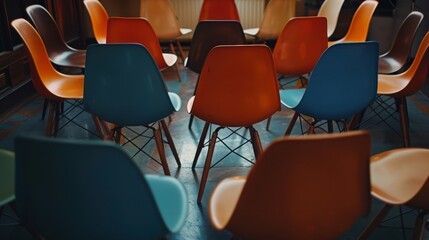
[14,135,187,240]
[378,11,424,74]
[243,0,296,41]
[26,4,86,69]
[187,45,280,203]
[370,30,429,147]
[186,20,246,128]
[83,0,108,44]
[328,0,378,46]
[106,17,183,81]
[280,41,379,135]
[358,148,429,240]
[198,0,240,21]
[209,131,371,239]
[10,19,100,137]
[0,149,15,211]
[317,0,345,38]
[265,16,328,130]
[140,0,192,62]
[84,43,182,176]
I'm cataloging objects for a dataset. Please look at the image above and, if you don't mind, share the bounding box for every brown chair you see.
[243,0,296,42]
[140,0,192,63]
[328,0,378,46]
[198,0,240,21]
[106,17,182,81]
[373,30,429,147]
[358,148,429,240]
[187,45,280,203]
[83,0,108,44]
[209,131,371,239]
[378,11,424,74]
[10,19,101,138]
[26,4,85,69]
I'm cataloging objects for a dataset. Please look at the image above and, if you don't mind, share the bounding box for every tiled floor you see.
[1,62,429,239]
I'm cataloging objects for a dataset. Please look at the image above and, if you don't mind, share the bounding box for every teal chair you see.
[83,43,181,175]
[0,148,15,222]
[14,135,187,240]
[280,41,379,134]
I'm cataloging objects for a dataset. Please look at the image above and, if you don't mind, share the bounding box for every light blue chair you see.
[14,135,187,240]
[280,41,379,134]
[83,43,181,175]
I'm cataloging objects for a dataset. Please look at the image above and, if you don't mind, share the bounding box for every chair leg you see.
[45,101,55,137]
[265,116,271,131]
[285,112,299,135]
[397,97,410,147]
[41,98,48,120]
[192,122,210,169]
[173,61,182,82]
[160,119,181,167]
[347,108,367,130]
[358,204,393,240]
[52,102,61,137]
[153,126,171,176]
[412,210,428,240]
[327,120,333,133]
[197,129,219,204]
[249,126,263,159]
[175,39,186,63]
[188,114,195,129]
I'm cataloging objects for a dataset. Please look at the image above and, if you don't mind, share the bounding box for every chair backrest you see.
[397,30,429,96]
[25,5,72,61]
[0,149,14,207]
[339,0,378,42]
[140,0,182,40]
[296,41,379,120]
[106,17,168,70]
[379,11,424,74]
[317,0,345,38]
[84,43,176,126]
[191,45,280,127]
[10,19,64,101]
[226,131,371,239]
[257,0,296,40]
[198,0,240,21]
[14,135,169,240]
[186,20,245,74]
[83,0,108,43]
[272,16,328,76]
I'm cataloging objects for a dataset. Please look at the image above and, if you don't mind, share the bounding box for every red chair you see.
[198,0,240,21]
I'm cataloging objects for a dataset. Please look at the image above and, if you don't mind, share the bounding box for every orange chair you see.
[198,0,240,21]
[371,30,429,147]
[265,16,328,130]
[328,0,378,46]
[140,0,192,62]
[10,19,98,137]
[187,45,280,203]
[243,0,296,42]
[317,0,345,38]
[83,0,108,44]
[106,17,182,81]
[209,131,371,239]
[358,148,429,239]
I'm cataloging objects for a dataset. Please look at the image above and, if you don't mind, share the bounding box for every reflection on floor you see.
[1,63,429,240]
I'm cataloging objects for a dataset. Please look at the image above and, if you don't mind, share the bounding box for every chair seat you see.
[378,56,404,74]
[279,89,305,109]
[243,28,259,36]
[51,49,86,69]
[371,148,429,206]
[0,149,15,207]
[46,75,84,100]
[377,74,410,96]
[209,176,246,230]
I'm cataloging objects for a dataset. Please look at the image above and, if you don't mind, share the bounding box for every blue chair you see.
[14,135,187,240]
[280,41,379,134]
[83,43,181,175]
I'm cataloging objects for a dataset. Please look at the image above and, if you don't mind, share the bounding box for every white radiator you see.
[169,0,265,30]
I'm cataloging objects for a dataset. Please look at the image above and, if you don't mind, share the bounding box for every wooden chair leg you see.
[285,112,299,135]
[249,126,263,159]
[153,127,171,176]
[45,102,55,137]
[398,97,410,147]
[175,39,186,63]
[161,119,181,167]
[412,210,428,240]
[192,122,210,169]
[197,130,218,204]
[173,61,182,82]
[358,204,393,240]
[265,116,271,131]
